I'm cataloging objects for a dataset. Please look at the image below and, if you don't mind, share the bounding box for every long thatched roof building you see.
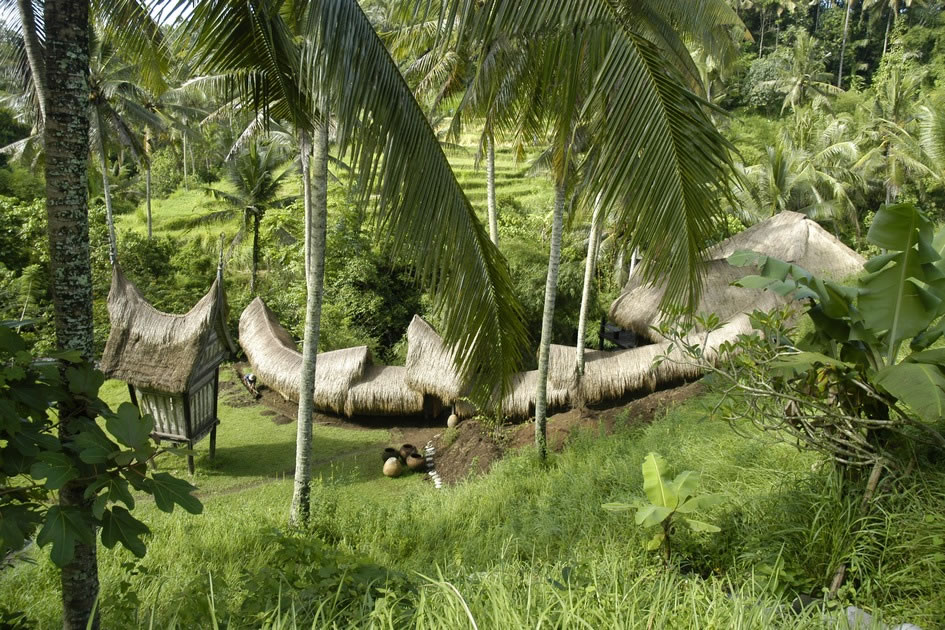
[238,297,372,416]
[404,315,476,417]
[100,263,236,473]
[609,211,865,341]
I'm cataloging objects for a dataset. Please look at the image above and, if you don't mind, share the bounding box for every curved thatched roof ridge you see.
[345,365,424,417]
[404,315,466,404]
[100,264,235,392]
[609,212,865,340]
[238,298,371,415]
[500,369,570,419]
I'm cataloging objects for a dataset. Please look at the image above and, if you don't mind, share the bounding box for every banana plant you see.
[604,452,722,566]
[730,203,945,429]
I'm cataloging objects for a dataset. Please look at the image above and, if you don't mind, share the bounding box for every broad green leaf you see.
[874,363,945,423]
[74,428,119,464]
[867,203,929,251]
[860,251,936,348]
[646,531,665,551]
[684,518,721,533]
[728,250,767,268]
[29,452,78,490]
[677,494,725,514]
[85,475,136,516]
[641,452,677,509]
[36,506,95,568]
[65,366,104,398]
[670,470,700,502]
[906,349,945,365]
[0,504,43,554]
[105,403,154,449]
[147,473,203,515]
[602,502,634,513]
[101,507,150,558]
[634,504,673,528]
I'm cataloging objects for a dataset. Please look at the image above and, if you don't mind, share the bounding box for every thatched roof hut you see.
[404,315,476,416]
[609,211,865,341]
[500,369,571,419]
[344,365,424,417]
[100,264,235,473]
[100,264,235,392]
[238,298,371,416]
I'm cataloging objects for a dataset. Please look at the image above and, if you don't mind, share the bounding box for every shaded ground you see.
[226,364,706,486]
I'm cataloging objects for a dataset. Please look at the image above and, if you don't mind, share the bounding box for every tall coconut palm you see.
[184,0,529,520]
[837,0,858,89]
[760,30,842,113]
[862,0,920,58]
[196,141,298,293]
[433,0,742,456]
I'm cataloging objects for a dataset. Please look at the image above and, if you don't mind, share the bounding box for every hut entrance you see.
[99,260,236,474]
[422,394,444,421]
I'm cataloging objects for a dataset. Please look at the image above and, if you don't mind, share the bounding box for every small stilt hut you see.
[99,260,236,474]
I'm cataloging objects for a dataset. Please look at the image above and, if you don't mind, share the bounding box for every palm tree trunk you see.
[182,130,188,189]
[45,2,98,628]
[96,110,118,262]
[837,0,854,89]
[758,8,766,56]
[291,120,328,524]
[250,211,260,294]
[146,162,153,239]
[882,7,892,58]
[534,178,567,459]
[146,129,152,239]
[573,194,603,411]
[486,131,498,245]
[16,0,47,122]
[575,193,603,377]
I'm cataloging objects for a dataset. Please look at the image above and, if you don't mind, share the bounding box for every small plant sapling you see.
[604,452,722,566]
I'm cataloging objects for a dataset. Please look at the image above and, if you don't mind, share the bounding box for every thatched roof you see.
[404,315,467,404]
[344,365,424,417]
[579,313,754,404]
[500,369,570,419]
[238,298,371,416]
[100,264,235,392]
[609,211,865,340]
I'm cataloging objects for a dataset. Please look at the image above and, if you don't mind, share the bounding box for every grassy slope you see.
[4,372,944,627]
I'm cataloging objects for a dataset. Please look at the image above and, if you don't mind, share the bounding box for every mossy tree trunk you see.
[44,1,99,627]
[837,0,854,89]
[535,178,567,459]
[291,116,328,524]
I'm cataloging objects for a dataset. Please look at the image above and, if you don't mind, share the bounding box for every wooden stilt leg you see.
[209,425,217,462]
[188,441,195,476]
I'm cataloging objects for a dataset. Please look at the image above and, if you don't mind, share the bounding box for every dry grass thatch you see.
[404,315,467,404]
[345,365,424,417]
[500,368,572,419]
[100,264,235,392]
[238,298,371,415]
[609,211,865,340]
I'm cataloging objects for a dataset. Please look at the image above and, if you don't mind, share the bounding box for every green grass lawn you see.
[5,373,944,628]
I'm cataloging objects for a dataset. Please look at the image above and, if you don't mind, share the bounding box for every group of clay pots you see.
[382,444,426,477]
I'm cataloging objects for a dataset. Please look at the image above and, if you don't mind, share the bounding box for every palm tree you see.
[434,0,742,456]
[862,0,921,58]
[88,24,164,260]
[185,0,529,521]
[199,141,297,293]
[760,31,842,113]
[837,0,858,89]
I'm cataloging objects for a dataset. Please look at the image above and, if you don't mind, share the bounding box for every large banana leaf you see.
[861,203,945,363]
[641,452,677,509]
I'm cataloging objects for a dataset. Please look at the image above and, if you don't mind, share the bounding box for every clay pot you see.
[447,413,458,428]
[406,452,426,471]
[382,447,400,462]
[383,457,403,477]
[399,443,417,459]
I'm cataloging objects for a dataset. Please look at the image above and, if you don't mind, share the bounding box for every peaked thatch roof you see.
[404,315,467,405]
[500,369,571,419]
[609,211,865,341]
[238,298,371,416]
[344,365,424,417]
[100,264,235,392]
